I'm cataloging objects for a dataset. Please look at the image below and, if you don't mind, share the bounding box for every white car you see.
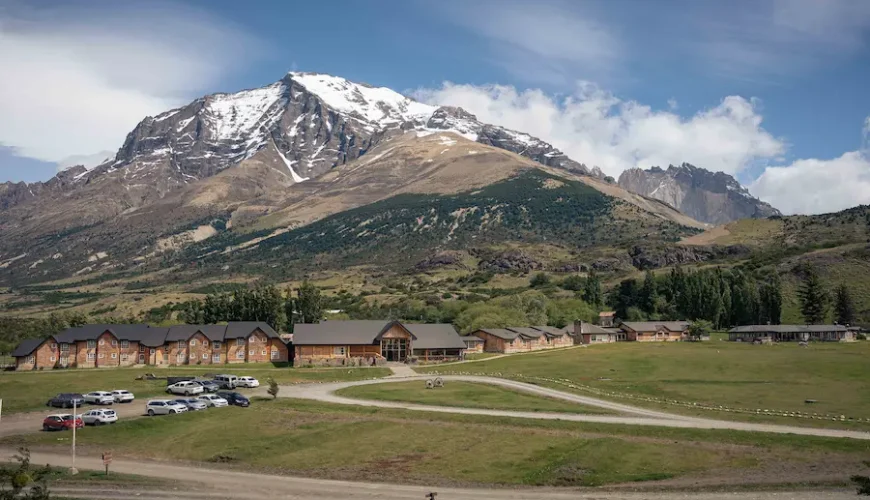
[81,409,118,426]
[111,390,135,403]
[83,391,115,405]
[197,394,228,407]
[166,381,204,396]
[146,399,188,416]
[236,376,259,388]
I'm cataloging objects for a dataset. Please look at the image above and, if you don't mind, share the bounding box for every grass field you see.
[0,366,390,415]
[418,341,870,428]
[4,398,868,488]
[335,380,613,414]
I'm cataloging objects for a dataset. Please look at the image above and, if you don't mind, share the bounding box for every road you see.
[6,449,857,500]
[271,374,870,441]
[0,402,146,438]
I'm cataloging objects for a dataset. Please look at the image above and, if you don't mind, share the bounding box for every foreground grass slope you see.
[4,399,868,488]
[335,380,613,414]
[419,341,870,427]
[0,366,389,414]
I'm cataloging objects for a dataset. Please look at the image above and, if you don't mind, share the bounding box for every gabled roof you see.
[53,324,152,343]
[404,323,466,350]
[620,321,691,333]
[166,325,228,342]
[728,324,848,334]
[599,311,616,317]
[11,338,44,357]
[531,326,569,337]
[474,328,519,340]
[292,320,396,345]
[506,327,543,339]
[577,322,615,335]
[226,322,280,339]
[459,335,483,343]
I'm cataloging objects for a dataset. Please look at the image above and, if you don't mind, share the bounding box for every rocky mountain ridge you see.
[617,163,780,225]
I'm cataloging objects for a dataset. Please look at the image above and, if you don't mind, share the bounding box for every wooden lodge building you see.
[728,325,856,343]
[292,320,467,364]
[470,326,573,353]
[11,322,288,371]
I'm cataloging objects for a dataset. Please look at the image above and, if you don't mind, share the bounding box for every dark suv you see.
[216,391,250,407]
[46,393,86,409]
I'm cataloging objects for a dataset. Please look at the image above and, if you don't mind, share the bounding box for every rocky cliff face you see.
[617,163,780,225]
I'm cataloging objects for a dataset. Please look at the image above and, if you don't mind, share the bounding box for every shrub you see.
[266,377,279,399]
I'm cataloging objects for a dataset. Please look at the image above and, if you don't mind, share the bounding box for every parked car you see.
[42,414,83,431]
[192,379,220,393]
[111,390,135,403]
[197,394,229,407]
[166,381,204,396]
[216,391,250,407]
[173,398,208,411]
[83,391,115,405]
[213,375,239,389]
[145,399,188,416]
[236,376,260,388]
[46,393,85,409]
[81,409,118,426]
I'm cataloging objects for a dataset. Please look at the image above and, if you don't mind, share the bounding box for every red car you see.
[42,414,84,432]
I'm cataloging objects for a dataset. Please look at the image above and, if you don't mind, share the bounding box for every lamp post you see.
[70,399,78,475]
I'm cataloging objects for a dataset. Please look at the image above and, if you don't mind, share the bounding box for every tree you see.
[546,298,596,328]
[581,271,602,307]
[283,288,295,332]
[797,264,829,324]
[560,275,585,292]
[296,281,323,324]
[834,283,855,325]
[639,271,658,316]
[611,279,639,319]
[0,447,51,500]
[529,272,551,288]
[266,377,279,399]
[686,319,713,341]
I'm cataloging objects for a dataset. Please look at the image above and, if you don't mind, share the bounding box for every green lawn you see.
[417,341,870,428]
[461,352,502,361]
[336,380,613,414]
[4,398,867,488]
[0,366,390,414]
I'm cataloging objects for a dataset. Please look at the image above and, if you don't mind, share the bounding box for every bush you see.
[266,377,279,399]
[857,333,867,341]
[530,273,551,288]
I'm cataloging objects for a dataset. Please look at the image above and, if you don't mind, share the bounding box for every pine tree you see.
[834,283,855,325]
[639,271,658,316]
[582,271,602,307]
[797,264,829,324]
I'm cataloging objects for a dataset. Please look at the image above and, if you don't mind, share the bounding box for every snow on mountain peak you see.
[204,82,287,141]
[288,72,435,131]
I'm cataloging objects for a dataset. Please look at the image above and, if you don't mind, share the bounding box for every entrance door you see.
[380,338,408,362]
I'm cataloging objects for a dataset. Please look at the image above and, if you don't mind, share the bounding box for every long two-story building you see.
[11,322,288,371]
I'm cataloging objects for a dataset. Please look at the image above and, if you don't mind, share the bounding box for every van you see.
[213,374,239,389]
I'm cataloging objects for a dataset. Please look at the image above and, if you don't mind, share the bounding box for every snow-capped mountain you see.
[617,163,780,225]
[61,71,599,194]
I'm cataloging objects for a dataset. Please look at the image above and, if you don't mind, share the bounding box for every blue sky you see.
[1,0,869,213]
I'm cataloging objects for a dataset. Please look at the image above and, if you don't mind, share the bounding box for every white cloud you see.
[434,0,620,84]
[56,151,115,172]
[0,2,261,164]
[415,82,784,178]
[751,151,870,215]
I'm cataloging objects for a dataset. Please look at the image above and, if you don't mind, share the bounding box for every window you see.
[190,339,197,346]
[26,355,35,364]
[213,341,221,349]
[98,353,105,359]
[236,338,245,346]
[121,354,128,361]
[87,353,95,361]
[271,350,279,360]
[202,353,208,359]
[213,354,221,362]
[261,350,266,356]
[60,343,69,352]
[248,350,254,356]
[111,353,117,359]
[50,356,56,362]
[139,354,145,362]
[334,346,346,356]
[87,340,96,348]
[139,345,145,353]
[150,348,156,354]
[236,351,245,359]
[121,340,129,349]
[177,355,186,363]
[178,341,186,348]
[50,343,57,349]
[203,340,208,347]
[99,339,105,346]
[111,340,117,347]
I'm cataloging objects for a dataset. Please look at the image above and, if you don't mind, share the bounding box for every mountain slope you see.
[618,163,780,224]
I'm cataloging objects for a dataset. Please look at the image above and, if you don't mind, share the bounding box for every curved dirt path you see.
[8,449,856,500]
[274,375,870,441]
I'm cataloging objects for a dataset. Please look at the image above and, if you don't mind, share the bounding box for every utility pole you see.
[70,399,78,475]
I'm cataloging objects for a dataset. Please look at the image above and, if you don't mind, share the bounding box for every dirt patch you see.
[542,178,566,189]
[680,224,731,246]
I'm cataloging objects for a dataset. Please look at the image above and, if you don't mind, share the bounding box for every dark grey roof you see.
[621,321,690,332]
[53,324,152,343]
[577,322,615,335]
[532,326,569,337]
[166,325,228,341]
[729,324,848,334]
[292,320,395,345]
[137,327,170,347]
[403,324,466,350]
[11,338,44,357]
[506,327,543,339]
[459,335,483,343]
[225,322,279,339]
[473,328,519,340]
